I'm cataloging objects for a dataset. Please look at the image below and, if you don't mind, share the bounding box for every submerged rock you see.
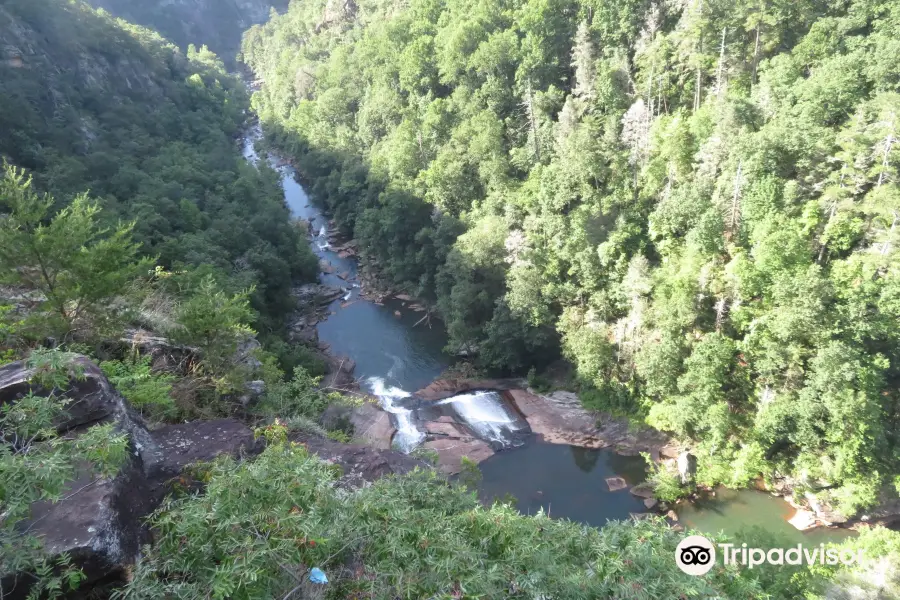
[629,482,656,499]
[606,476,628,491]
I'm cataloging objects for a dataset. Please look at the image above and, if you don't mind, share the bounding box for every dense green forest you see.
[243,0,900,514]
[2,0,900,598]
[84,0,289,65]
[0,0,317,334]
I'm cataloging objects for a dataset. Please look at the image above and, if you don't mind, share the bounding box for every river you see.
[241,125,853,543]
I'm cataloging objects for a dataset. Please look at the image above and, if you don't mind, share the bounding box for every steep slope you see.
[243,0,900,515]
[86,0,289,64]
[0,0,316,329]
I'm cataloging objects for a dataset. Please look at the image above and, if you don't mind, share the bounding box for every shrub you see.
[254,366,340,422]
[642,453,690,502]
[1,350,129,598]
[121,441,772,600]
[262,336,327,378]
[100,354,177,422]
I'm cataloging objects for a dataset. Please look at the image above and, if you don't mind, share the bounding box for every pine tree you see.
[0,165,152,340]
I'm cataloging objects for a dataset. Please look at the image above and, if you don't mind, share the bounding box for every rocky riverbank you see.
[0,357,424,597]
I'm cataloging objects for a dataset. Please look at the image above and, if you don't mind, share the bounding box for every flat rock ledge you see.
[420,416,495,475]
[506,388,670,455]
[414,377,670,458]
[404,378,672,475]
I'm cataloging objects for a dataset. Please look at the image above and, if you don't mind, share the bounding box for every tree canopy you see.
[0,0,317,334]
[243,0,900,512]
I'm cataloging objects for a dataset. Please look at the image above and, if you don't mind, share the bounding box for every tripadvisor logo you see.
[675,534,865,576]
[676,535,716,575]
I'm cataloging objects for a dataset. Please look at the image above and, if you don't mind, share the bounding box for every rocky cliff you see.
[86,0,289,63]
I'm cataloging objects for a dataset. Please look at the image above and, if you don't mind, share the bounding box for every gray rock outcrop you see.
[0,358,258,598]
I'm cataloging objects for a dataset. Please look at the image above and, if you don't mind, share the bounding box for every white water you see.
[436,391,526,445]
[367,376,425,452]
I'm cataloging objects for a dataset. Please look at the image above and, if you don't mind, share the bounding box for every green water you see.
[676,487,855,544]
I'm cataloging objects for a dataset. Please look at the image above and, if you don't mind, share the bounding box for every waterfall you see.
[368,379,528,453]
[436,391,526,446]
[367,377,424,452]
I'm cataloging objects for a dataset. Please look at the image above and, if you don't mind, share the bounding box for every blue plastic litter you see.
[309,567,328,584]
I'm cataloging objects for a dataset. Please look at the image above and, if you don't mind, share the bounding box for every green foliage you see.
[0,164,152,341]
[171,275,254,389]
[254,366,340,422]
[0,0,314,333]
[24,347,85,389]
[122,441,772,599]
[0,304,25,362]
[641,453,690,502]
[525,365,552,393]
[821,527,900,599]
[411,446,440,465]
[100,354,177,422]
[261,335,327,378]
[457,456,483,490]
[244,0,900,513]
[0,354,129,598]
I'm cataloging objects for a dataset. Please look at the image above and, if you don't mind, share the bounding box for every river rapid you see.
[241,124,853,541]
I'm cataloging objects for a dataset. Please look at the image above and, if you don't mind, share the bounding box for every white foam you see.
[367,376,424,453]
[437,391,525,445]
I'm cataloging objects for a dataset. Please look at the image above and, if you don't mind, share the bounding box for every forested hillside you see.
[0,0,316,334]
[85,0,289,64]
[243,0,900,513]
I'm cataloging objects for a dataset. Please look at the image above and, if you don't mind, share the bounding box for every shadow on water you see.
[475,440,649,527]
[676,487,855,545]
[243,125,450,393]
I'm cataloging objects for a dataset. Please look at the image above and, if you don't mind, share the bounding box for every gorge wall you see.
[86,0,289,62]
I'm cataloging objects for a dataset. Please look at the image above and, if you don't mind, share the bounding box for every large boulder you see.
[0,356,155,449]
[0,358,259,598]
[144,418,263,496]
[506,388,670,454]
[322,353,357,390]
[345,401,396,450]
[292,283,343,308]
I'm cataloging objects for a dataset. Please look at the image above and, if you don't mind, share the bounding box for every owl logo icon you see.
[675,535,716,575]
